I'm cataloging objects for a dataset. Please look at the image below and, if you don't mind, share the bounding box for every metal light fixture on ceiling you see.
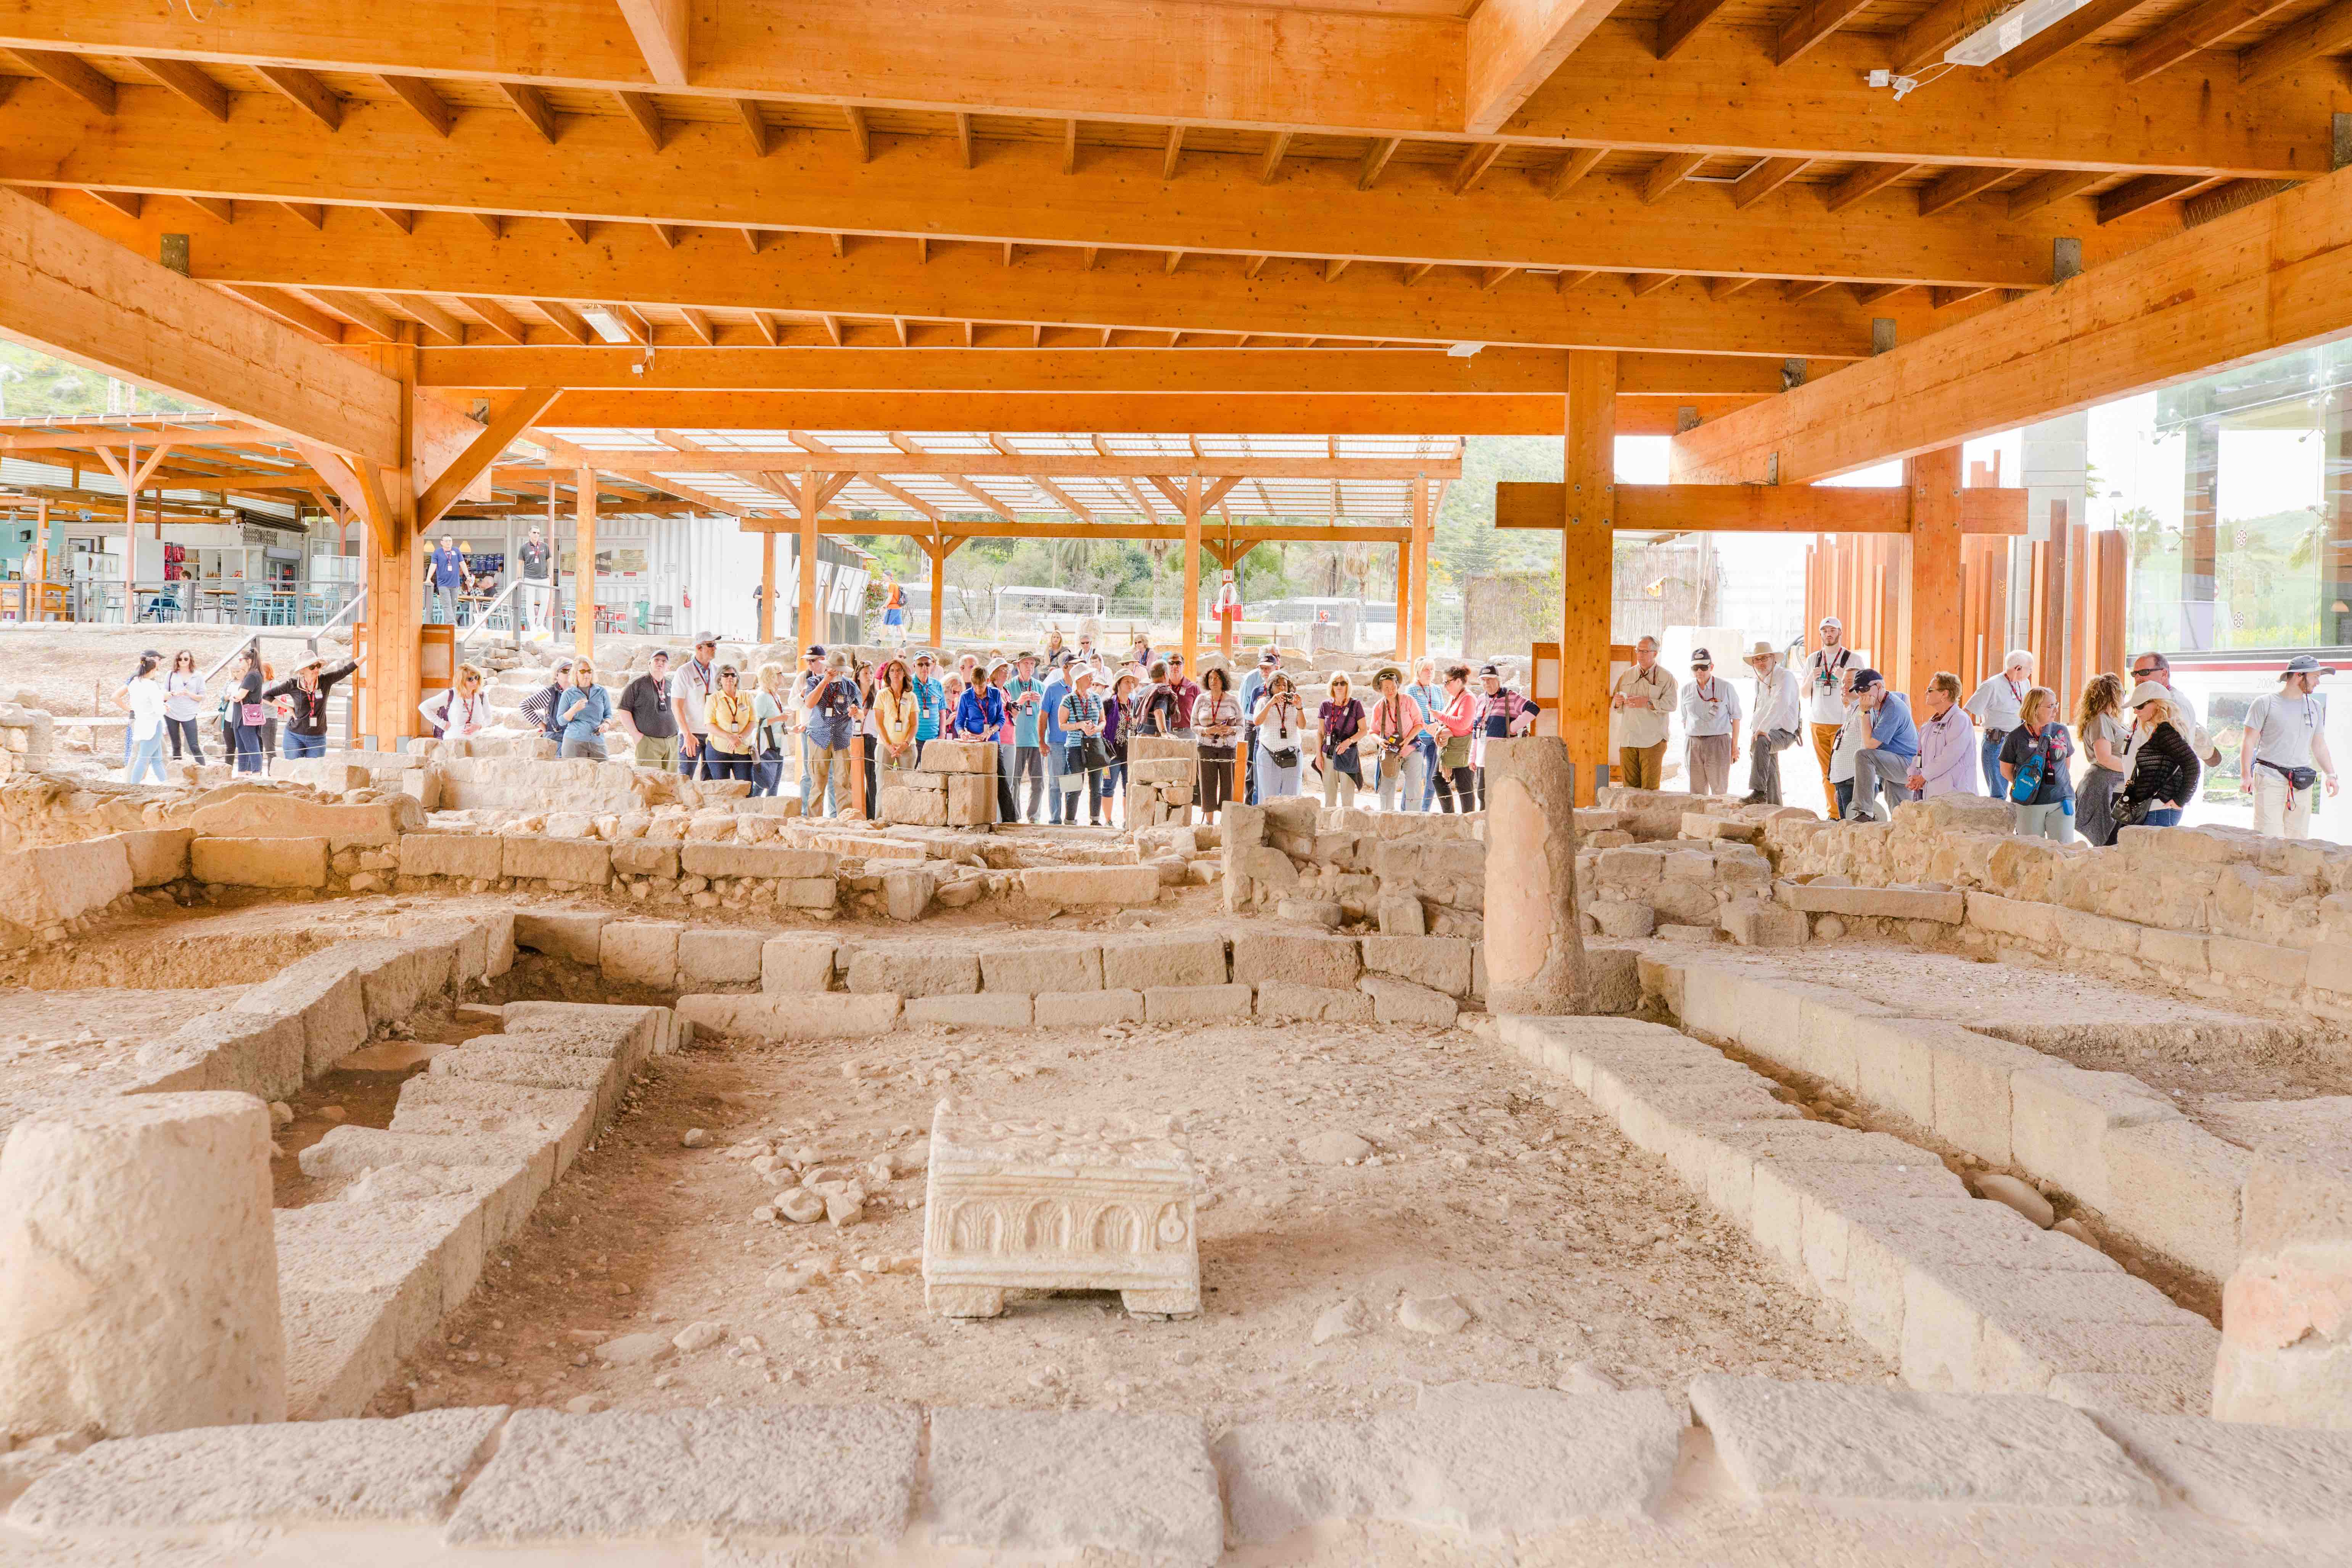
[1943,0,2095,68]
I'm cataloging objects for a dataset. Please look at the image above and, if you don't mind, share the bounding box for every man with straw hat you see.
[1741,639,1803,805]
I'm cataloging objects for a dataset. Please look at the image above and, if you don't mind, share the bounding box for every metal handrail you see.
[309,585,368,655]
[454,579,523,650]
[200,633,260,690]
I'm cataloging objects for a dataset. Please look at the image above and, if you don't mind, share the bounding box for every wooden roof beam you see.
[497,82,560,143]
[2124,0,2295,82]
[1359,137,1400,191]
[137,57,229,122]
[1466,0,1622,136]
[613,90,668,152]
[1731,156,1808,210]
[1656,0,1734,59]
[613,0,690,87]
[5,49,113,113]
[2097,173,2220,224]
[1775,0,1876,65]
[2239,0,2352,87]
[1642,152,1707,205]
[256,66,341,130]
[1917,166,2008,217]
[1826,162,1919,213]
[379,74,453,136]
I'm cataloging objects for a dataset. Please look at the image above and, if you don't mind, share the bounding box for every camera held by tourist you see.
[1804,616,1861,819]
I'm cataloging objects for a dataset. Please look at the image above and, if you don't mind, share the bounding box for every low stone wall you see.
[12,1374,2348,1561]
[287,1000,674,1420]
[1764,799,2352,1024]
[1576,836,1780,943]
[1496,1010,2220,1415]
[1221,798,1487,935]
[1650,952,2269,1285]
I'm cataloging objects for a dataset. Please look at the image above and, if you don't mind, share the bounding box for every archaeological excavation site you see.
[2,719,2350,1566]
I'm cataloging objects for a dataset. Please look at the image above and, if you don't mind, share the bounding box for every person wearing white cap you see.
[1678,647,1742,796]
[1608,635,1676,790]
[2242,654,2338,839]
[2115,679,2202,833]
[1960,649,2033,797]
[1741,639,1802,805]
[1803,615,1860,818]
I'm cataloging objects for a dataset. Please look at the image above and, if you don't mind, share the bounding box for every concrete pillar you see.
[1482,736,1593,1015]
[0,1092,284,1439]
[2213,1143,2352,1428]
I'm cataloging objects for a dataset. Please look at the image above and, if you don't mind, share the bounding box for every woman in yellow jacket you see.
[873,656,922,780]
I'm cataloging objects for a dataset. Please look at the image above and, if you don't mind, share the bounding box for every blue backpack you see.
[2009,738,2046,803]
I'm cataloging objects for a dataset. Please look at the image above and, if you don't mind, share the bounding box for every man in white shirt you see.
[1803,616,1861,817]
[1741,639,1803,805]
[1678,647,1743,796]
[1609,636,1677,790]
[668,632,719,779]
[2122,652,2220,794]
[2242,655,2339,839]
[1963,650,2035,798]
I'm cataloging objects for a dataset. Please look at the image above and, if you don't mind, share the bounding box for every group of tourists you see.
[444,631,1540,827]
[1624,611,2338,846]
[420,526,558,636]
[111,645,360,780]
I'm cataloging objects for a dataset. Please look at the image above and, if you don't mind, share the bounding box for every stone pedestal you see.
[1482,736,1592,1015]
[0,1092,285,1439]
[922,1098,1202,1320]
[2214,1141,2352,1428]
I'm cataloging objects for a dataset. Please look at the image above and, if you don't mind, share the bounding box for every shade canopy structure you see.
[4,2,2352,772]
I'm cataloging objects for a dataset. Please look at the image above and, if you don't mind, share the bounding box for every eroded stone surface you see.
[928,1408,1221,1567]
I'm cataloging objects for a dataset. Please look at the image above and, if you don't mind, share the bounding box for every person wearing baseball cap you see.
[909,651,944,748]
[1803,615,1859,816]
[1842,667,1920,824]
[1239,649,1279,805]
[2242,653,2339,839]
[1678,648,1742,796]
[616,648,680,771]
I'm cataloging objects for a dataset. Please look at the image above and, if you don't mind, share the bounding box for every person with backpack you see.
[1998,685,2077,843]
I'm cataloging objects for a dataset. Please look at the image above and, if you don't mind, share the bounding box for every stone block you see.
[679,842,837,881]
[0,835,133,925]
[848,944,979,997]
[609,839,679,878]
[1144,983,1254,1022]
[2209,935,2307,987]
[512,910,608,965]
[760,934,840,993]
[1215,1392,1682,1543]
[190,794,404,847]
[882,866,936,921]
[1590,900,1657,939]
[1689,1376,2155,1507]
[444,1406,920,1546]
[397,833,504,883]
[388,1077,598,1179]
[10,1407,507,1533]
[2093,1410,2352,1528]
[2053,906,2143,959]
[1100,933,1229,990]
[907,991,1034,1027]
[1721,897,1808,947]
[781,876,838,909]
[1965,891,2061,946]
[1786,882,1966,923]
[500,836,611,886]
[1359,974,1460,1026]
[0,1094,283,1441]
[674,992,901,1041]
[1017,865,1161,905]
[929,1409,1219,1566]
[921,738,997,773]
[598,921,683,989]
[676,929,764,986]
[1929,1031,2046,1168]
[1255,981,1376,1023]
[120,827,193,887]
[191,835,327,889]
[1232,930,1361,990]
[274,1197,484,1419]
[2010,1064,2183,1211]
[167,1008,309,1101]
[879,784,948,826]
[943,774,995,825]
[980,941,1102,995]
[2102,1120,2250,1280]
[1034,988,1145,1026]
[233,950,368,1075]
[1359,934,1473,995]
[1846,1015,1948,1129]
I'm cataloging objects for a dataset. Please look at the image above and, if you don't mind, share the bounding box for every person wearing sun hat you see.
[1741,638,1803,805]
[2242,653,2339,839]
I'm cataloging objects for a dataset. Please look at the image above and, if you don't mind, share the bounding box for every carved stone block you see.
[922,1098,1202,1320]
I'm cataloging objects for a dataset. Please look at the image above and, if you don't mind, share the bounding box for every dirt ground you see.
[381,1011,1891,1423]
[0,623,339,717]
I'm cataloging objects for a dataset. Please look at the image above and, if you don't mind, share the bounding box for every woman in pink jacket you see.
[1421,663,1480,813]
[1906,672,1982,799]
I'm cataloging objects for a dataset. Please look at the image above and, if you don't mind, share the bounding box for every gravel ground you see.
[375,1011,1891,1423]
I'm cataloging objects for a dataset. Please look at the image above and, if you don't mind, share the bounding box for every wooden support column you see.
[1180,474,1203,674]
[796,469,818,649]
[1392,539,1411,662]
[759,532,776,643]
[1563,349,1617,804]
[346,341,421,745]
[1900,445,1964,699]
[574,468,596,664]
[1410,478,1433,660]
[924,537,955,650]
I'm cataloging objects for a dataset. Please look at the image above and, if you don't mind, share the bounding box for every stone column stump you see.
[1482,736,1592,1015]
[0,1092,285,1439]
[2214,1140,2352,1427]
